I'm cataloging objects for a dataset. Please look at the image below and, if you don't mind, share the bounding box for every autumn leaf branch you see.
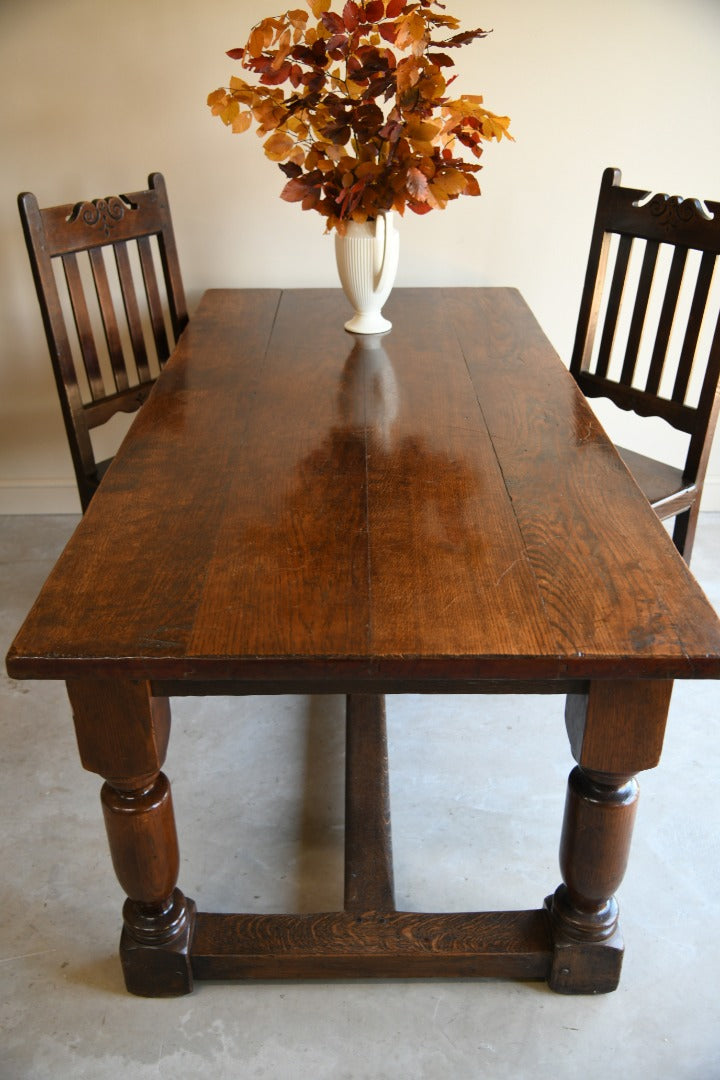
[207,0,512,233]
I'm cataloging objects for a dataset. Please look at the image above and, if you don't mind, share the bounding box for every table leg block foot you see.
[120,896,197,997]
[543,896,623,994]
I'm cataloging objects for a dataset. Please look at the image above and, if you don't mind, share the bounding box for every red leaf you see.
[343,0,361,30]
[260,62,293,85]
[426,51,454,67]
[281,178,310,203]
[385,0,406,18]
[365,0,384,21]
[226,47,245,60]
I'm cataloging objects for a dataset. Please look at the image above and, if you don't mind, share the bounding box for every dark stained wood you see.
[344,694,395,912]
[190,910,552,981]
[66,679,171,783]
[6,287,720,998]
[449,287,720,672]
[18,172,188,511]
[570,166,720,561]
[565,680,673,777]
[557,768,638,915]
[67,678,194,996]
[546,764,639,994]
[615,447,687,507]
[7,288,720,683]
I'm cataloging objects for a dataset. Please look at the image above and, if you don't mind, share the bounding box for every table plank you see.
[450,288,720,675]
[362,290,558,660]
[188,290,371,657]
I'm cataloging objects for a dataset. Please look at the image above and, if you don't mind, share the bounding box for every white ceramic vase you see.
[335,211,399,334]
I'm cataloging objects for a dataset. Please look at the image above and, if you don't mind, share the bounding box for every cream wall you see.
[1,0,719,513]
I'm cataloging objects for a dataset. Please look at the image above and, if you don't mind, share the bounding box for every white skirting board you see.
[0,480,81,515]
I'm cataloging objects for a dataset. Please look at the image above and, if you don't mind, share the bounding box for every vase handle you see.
[374,212,394,296]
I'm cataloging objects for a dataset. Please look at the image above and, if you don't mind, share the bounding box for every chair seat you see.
[617,446,695,513]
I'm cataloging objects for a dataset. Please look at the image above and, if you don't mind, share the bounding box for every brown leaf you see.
[279,161,303,178]
[441,27,491,49]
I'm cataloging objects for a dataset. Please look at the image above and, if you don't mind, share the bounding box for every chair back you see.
[18,172,188,510]
[570,167,720,501]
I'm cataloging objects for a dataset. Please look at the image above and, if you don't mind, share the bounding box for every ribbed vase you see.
[335,212,399,334]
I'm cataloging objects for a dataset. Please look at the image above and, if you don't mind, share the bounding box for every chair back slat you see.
[61,251,106,400]
[673,250,716,402]
[595,234,632,378]
[113,240,152,384]
[88,246,129,394]
[645,246,687,397]
[137,236,171,364]
[18,172,188,511]
[686,313,720,482]
[155,211,188,341]
[620,238,659,386]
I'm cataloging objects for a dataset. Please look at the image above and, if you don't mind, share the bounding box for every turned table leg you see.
[66,679,195,997]
[547,679,673,993]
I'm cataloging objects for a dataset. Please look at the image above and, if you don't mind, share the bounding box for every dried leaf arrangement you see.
[208,0,512,233]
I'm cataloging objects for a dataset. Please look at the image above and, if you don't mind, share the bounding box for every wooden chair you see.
[570,167,720,562]
[18,172,188,511]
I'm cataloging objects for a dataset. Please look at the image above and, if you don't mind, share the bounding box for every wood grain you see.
[7,288,720,684]
[190,909,552,981]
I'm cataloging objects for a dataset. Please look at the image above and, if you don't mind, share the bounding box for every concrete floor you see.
[2,513,719,1080]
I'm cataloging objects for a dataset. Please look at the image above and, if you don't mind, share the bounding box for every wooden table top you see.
[7,287,720,686]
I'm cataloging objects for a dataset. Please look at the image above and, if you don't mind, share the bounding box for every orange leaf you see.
[248,23,274,57]
[263,131,295,160]
[231,110,253,134]
[394,12,426,52]
[396,56,422,94]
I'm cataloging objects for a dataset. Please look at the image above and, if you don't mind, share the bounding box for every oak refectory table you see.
[7,287,720,997]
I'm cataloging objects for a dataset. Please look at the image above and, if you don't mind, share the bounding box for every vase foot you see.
[344,313,392,335]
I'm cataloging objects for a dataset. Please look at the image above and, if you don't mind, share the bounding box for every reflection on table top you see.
[7,287,720,686]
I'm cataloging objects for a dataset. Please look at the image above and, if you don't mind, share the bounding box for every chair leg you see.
[672,506,698,564]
